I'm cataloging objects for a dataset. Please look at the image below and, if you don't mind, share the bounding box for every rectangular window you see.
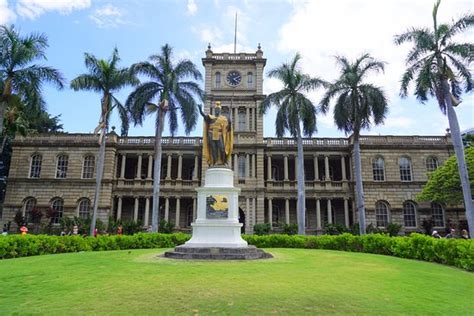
[82,156,95,179]
[30,155,42,178]
[238,155,246,179]
[56,155,69,178]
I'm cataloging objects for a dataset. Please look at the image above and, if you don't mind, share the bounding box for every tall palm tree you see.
[259,53,325,235]
[126,44,203,232]
[71,48,138,236]
[394,0,473,237]
[0,25,64,141]
[320,53,388,235]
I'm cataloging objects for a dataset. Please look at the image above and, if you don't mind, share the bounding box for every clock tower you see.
[202,44,267,232]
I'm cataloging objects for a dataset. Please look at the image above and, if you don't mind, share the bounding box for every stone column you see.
[192,197,197,221]
[245,154,250,179]
[120,154,126,179]
[316,199,321,229]
[136,154,142,179]
[234,154,238,174]
[175,198,180,228]
[246,107,250,131]
[166,154,172,179]
[285,198,290,224]
[164,198,169,221]
[268,198,273,228]
[327,199,332,224]
[267,155,272,180]
[344,198,349,228]
[314,155,319,180]
[252,198,256,226]
[193,155,199,180]
[144,197,150,227]
[284,155,289,181]
[147,154,153,180]
[251,154,256,178]
[325,155,330,181]
[233,108,238,130]
[246,198,250,230]
[177,154,183,180]
[117,196,123,220]
[133,197,139,222]
[341,155,347,181]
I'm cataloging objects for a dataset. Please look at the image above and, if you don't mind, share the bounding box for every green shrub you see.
[1,233,472,272]
[159,220,174,234]
[253,223,271,235]
[386,223,402,237]
[281,224,298,235]
[324,223,348,235]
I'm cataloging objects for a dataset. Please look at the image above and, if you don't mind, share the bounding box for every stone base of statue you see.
[164,167,272,260]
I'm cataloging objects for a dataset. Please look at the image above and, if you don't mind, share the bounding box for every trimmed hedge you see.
[0,233,472,271]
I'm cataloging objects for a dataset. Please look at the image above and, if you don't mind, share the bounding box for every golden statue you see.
[199,101,233,166]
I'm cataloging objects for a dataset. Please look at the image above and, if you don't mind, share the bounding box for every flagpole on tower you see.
[234,12,237,54]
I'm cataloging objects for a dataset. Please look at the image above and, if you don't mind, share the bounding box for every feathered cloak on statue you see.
[202,114,234,166]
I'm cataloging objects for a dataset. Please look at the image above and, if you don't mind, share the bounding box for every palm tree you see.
[259,53,325,235]
[126,44,203,232]
[394,0,473,237]
[0,25,64,144]
[71,48,138,236]
[320,53,388,235]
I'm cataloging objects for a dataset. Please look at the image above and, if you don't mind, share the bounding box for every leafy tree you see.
[126,44,203,232]
[418,147,474,205]
[0,25,65,138]
[320,53,388,235]
[71,48,138,236]
[394,0,473,237]
[259,53,325,235]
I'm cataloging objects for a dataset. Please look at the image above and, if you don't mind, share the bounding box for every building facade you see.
[0,47,464,234]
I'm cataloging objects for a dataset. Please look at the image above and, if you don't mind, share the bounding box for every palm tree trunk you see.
[90,126,107,236]
[442,79,474,238]
[151,108,165,232]
[295,124,306,235]
[353,134,366,235]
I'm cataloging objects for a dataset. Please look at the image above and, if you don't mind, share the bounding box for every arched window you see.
[51,198,64,224]
[238,108,246,131]
[426,156,439,172]
[247,72,254,88]
[215,72,221,88]
[56,155,69,178]
[399,156,412,181]
[403,201,417,228]
[30,154,42,178]
[82,155,95,179]
[372,157,385,181]
[238,155,246,179]
[375,201,389,227]
[431,202,444,227]
[77,198,91,219]
[23,197,37,221]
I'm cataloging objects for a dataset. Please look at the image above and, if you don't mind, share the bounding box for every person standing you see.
[461,229,469,240]
[445,228,456,239]
[2,224,8,236]
[20,225,28,236]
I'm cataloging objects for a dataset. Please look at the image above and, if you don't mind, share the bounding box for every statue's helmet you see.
[215,101,222,109]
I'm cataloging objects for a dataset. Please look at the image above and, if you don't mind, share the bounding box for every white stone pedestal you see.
[184,167,247,248]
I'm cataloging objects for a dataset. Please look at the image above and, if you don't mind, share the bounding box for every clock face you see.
[226,71,241,86]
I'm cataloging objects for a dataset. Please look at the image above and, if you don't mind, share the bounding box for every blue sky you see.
[1,0,472,138]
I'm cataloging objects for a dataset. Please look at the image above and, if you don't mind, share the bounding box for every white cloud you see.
[0,0,16,24]
[187,0,197,15]
[16,0,90,19]
[271,0,474,136]
[89,4,126,28]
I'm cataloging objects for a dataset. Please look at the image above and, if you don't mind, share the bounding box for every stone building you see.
[0,47,464,234]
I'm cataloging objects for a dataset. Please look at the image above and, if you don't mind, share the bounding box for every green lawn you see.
[0,249,472,315]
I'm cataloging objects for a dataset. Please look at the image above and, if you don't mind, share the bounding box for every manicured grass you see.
[0,249,472,315]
